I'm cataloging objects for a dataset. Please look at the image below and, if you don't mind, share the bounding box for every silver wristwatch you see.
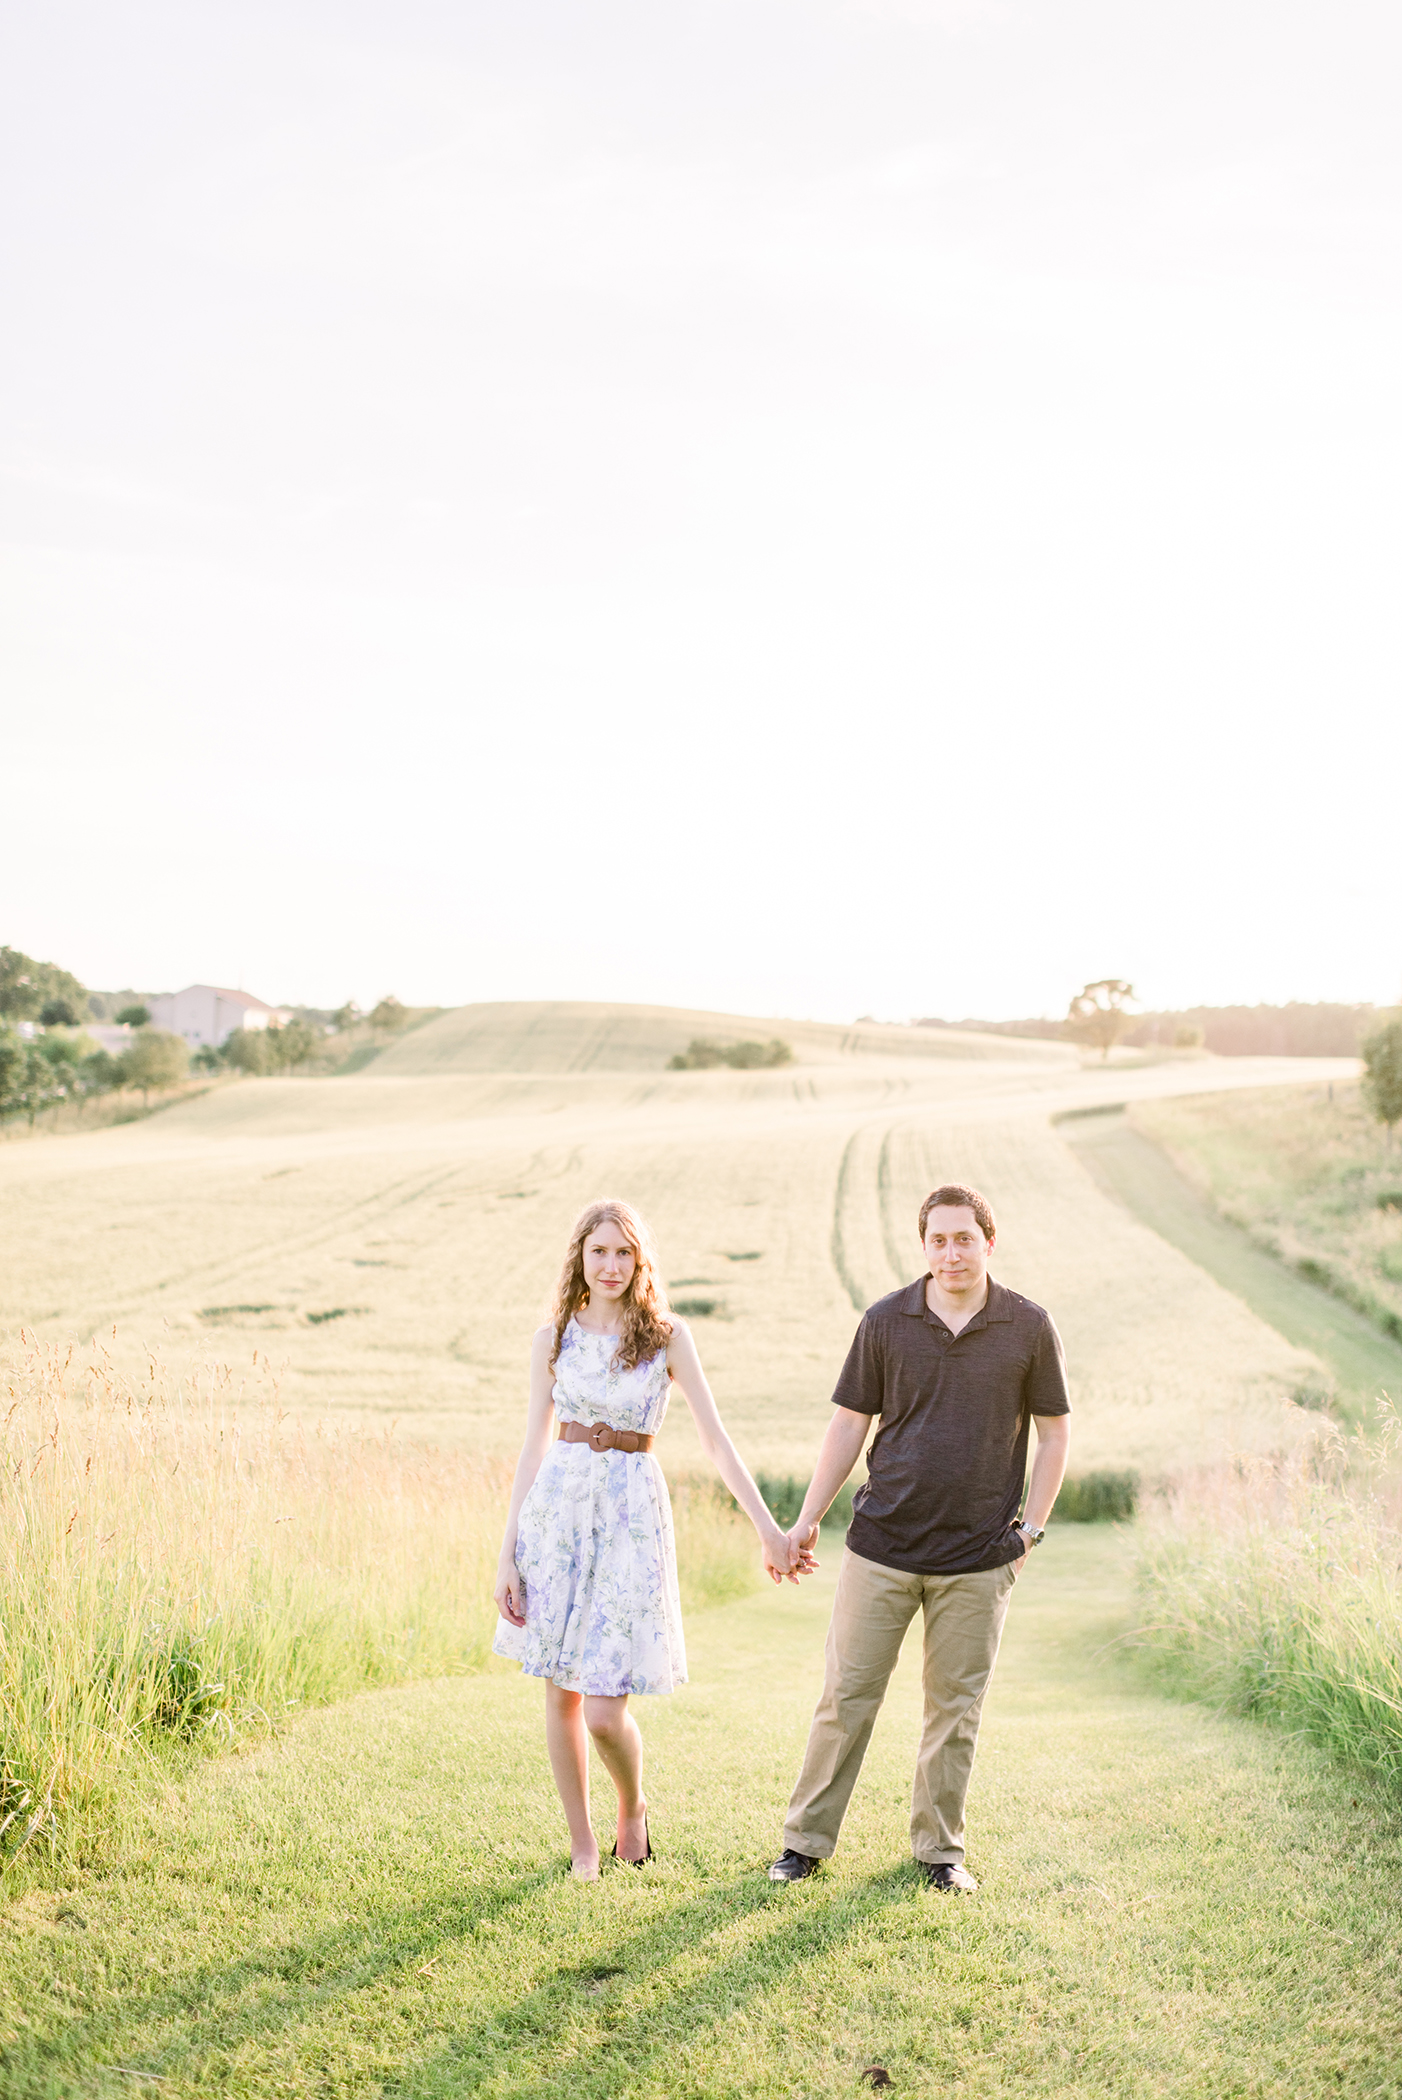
[1015,1522,1045,1547]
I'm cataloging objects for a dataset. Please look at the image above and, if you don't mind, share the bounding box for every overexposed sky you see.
[4,0,1400,1021]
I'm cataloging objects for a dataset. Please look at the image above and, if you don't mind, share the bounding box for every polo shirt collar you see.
[899,1275,1014,1328]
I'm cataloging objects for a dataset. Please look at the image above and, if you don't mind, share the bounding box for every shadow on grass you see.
[384,1862,929,2099]
[3,1861,932,2097]
[1,1864,562,2094]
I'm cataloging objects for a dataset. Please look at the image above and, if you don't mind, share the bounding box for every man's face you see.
[921,1205,993,1294]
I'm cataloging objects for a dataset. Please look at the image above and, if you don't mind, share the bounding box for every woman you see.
[493,1197,803,1879]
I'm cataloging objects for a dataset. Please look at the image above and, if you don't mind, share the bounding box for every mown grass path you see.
[1062,1106,1402,1410]
[3,1532,1400,2098]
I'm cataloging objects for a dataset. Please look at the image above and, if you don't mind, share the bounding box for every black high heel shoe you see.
[612,1814,652,1866]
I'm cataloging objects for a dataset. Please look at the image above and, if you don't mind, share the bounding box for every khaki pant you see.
[783,1549,1017,1866]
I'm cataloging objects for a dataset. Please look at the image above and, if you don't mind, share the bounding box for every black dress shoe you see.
[768,1848,822,1882]
[612,1816,651,1866]
[918,1861,977,1892]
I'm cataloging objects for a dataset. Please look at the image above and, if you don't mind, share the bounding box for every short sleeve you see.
[830,1312,886,1416]
[1024,1315,1071,1417]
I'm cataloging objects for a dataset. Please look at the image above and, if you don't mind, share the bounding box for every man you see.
[769,1182,1070,1891]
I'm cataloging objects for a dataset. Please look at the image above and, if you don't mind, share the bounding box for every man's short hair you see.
[918,1183,996,1241]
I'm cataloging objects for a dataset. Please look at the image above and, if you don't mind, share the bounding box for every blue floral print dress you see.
[492,1317,687,1696]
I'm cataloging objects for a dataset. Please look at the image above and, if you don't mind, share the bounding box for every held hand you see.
[789,1520,820,1575]
[761,1525,800,1586]
[494,1564,526,1627]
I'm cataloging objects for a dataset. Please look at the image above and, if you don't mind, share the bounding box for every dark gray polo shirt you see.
[834,1275,1070,1575]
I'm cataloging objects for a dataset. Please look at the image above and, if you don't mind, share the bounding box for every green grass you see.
[1132,1083,1402,1349]
[1133,1417,1402,1785]
[2,1530,1400,2096]
[1060,1105,1402,1414]
[1051,1469,1139,1522]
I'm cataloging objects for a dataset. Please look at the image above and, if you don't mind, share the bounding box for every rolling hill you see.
[369,1000,1077,1075]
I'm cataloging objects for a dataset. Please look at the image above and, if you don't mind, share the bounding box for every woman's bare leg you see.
[583,1694,648,1860]
[545,1682,599,1878]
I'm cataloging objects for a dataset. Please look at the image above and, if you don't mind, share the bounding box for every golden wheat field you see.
[0,1002,1359,1480]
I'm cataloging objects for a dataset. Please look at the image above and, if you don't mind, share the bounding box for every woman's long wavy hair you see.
[549,1199,673,1371]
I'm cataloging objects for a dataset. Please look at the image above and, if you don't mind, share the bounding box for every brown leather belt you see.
[558,1420,656,1454]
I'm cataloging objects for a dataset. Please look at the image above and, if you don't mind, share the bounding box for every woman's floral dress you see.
[492,1317,687,1695]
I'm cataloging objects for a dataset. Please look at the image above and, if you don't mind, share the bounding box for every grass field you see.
[1,1007,1391,2095]
[1130,1082,1402,1350]
[3,1530,1400,2097]
[0,1008,1354,1477]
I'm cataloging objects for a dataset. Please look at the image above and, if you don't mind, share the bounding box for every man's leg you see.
[910,1564,1015,1866]
[782,1550,922,1860]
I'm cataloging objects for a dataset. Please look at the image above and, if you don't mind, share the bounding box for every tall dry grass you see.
[1133,1404,1402,1784]
[0,1336,512,1853]
[0,1337,766,1857]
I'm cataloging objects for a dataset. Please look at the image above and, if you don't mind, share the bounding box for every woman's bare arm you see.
[493,1325,559,1625]
[666,1322,802,1585]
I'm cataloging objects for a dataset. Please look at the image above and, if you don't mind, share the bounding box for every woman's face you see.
[582,1223,638,1305]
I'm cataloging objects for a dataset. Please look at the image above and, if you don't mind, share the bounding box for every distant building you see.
[147,986,292,1049]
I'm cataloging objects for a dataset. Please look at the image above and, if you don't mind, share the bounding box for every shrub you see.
[114,1003,151,1028]
[750,1472,855,1533]
[1053,1469,1139,1522]
[668,1037,794,1071]
[39,999,80,1028]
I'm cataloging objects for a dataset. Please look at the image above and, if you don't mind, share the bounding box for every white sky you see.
[4,0,1400,1022]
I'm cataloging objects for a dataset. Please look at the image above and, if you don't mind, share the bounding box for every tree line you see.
[0,943,418,1129]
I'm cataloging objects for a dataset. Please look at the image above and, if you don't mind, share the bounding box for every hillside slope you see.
[369,1000,1076,1075]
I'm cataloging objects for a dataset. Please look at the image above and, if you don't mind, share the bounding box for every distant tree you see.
[0,1028,25,1120]
[33,1033,95,1120]
[1066,980,1137,1061]
[115,1003,151,1028]
[1,1041,65,1127]
[0,946,87,1024]
[192,1044,226,1073]
[39,998,81,1028]
[369,997,408,1035]
[1361,1019,1402,1144]
[281,1019,320,1069]
[222,1028,274,1076]
[0,953,35,1022]
[78,1048,123,1107]
[332,1001,361,1033]
[1173,1024,1205,1049]
[120,1029,189,1105]
[37,1032,85,1077]
[262,1019,319,1072]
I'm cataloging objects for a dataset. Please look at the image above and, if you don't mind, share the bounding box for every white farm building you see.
[147,986,292,1050]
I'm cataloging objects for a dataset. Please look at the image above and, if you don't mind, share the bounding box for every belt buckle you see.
[588,1423,609,1451]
